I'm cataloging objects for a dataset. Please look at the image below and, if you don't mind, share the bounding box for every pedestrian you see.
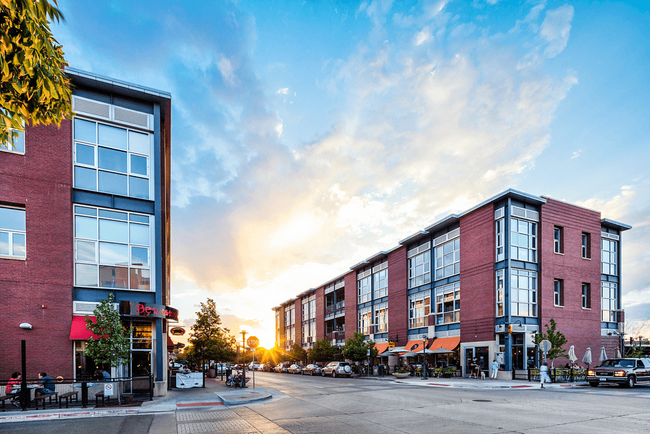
[539,362,551,388]
[35,372,56,398]
[491,359,499,379]
[5,372,21,406]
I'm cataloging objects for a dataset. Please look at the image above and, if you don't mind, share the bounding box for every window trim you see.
[581,232,591,259]
[435,282,460,325]
[553,279,564,307]
[553,226,563,254]
[0,128,26,154]
[581,283,591,309]
[408,291,431,329]
[0,205,27,260]
[434,238,460,281]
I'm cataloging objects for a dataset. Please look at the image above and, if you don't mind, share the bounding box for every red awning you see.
[375,343,389,355]
[167,335,175,351]
[69,316,100,340]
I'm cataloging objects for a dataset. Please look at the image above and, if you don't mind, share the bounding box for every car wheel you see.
[332,371,337,378]
[310,371,313,376]
[626,376,635,388]
[589,382,599,387]
[322,371,326,377]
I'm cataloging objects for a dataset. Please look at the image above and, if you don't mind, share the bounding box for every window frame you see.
[408,249,431,288]
[374,302,388,333]
[553,279,564,307]
[510,217,537,263]
[601,281,618,322]
[510,269,537,317]
[358,306,372,335]
[435,282,460,325]
[496,269,505,317]
[434,238,460,280]
[553,226,563,254]
[581,233,591,259]
[496,218,505,261]
[373,268,388,299]
[358,275,372,304]
[0,128,26,154]
[582,283,591,309]
[601,238,618,275]
[408,291,431,329]
[0,205,27,259]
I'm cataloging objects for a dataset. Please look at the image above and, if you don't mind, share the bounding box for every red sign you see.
[120,301,179,321]
[247,336,259,349]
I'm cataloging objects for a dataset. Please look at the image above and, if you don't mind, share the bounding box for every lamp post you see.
[240,330,248,388]
[421,336,428,381]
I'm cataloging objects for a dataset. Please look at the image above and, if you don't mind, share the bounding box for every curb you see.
[0,408,140,424]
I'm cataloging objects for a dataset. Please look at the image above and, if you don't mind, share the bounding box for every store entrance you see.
[511,334,525,370]
[465,346,489,376]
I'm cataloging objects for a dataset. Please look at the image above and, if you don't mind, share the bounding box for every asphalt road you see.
[3,371,650,433]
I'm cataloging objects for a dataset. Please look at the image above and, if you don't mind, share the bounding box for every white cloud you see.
[277,87,289,94]
[415,26,433,46]
[571,149,581,159]
[540,5,574,58]
[217,55,238,86]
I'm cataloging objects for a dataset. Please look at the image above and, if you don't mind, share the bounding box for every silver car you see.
[287,364,303,374]
[302,364,322,376]
[322,361,352,378]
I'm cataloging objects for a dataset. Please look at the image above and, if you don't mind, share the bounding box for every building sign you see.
[170,327,186,336]
[120,301,179,321]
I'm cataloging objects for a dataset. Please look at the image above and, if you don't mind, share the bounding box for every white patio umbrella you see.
[431,347,454,354]
[568,345,578,365]
[600,346,608,362]
[615,347,622,358]
[582,347,592,368]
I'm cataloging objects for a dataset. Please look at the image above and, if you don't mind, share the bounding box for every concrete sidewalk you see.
[357,373,589,389]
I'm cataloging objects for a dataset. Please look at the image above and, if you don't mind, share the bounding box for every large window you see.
[408,291,430,329]
[511,269,537,317]
[434,238,460,280]
[496,270,504,317]
[601,282,618,322]
[1,129,25,154]
[0,206,26,259]
[358,307,372,335]
[435,282,460,325]
[409,250,431,288]
[601,238,618,275]
[284,305,295,348]
[374,303,388,333]
[511,218,537,262]
[358,275,371,304]
[373,268,388,299]
[496,218,505,261]
[74,205,151,290]
[73,118,151,199]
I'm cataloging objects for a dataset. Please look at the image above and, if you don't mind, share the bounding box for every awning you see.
[69,316,99,340]
[428,336,460,352]
[167,335,175,351]
[375,343,389,355]
[405,340,426,352]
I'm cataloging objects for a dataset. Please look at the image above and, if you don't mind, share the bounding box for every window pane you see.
[511,233,518,246]
[12,233,25,257]
[99,242,129,265]
[98,147,127,173]
[76,240,96,262]
[98,171,127,195]
[99,219,128,242]
[129,131,149,155]
[76,143,95,166]
[129,177,149,199]
[76,263,98,286]
[99,265,128,288]
[75,216,97,239]
[130,214,149,224]
[519,220,527,233]
[99,209,128,220]
[75,206,97,216]
[98,124,127,150]
[0,207,25,231]
[74,166,97,190]
[131,246,149,266]
[130,155,147,176]
[74,119,96,143]
[0,231,9,255]
[129,224,148,247]
[130,268,150,291]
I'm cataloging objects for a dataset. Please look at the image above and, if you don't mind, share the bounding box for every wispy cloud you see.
[571,149,581,159]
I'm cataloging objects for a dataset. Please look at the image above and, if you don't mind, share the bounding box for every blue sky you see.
[54,0,650,346]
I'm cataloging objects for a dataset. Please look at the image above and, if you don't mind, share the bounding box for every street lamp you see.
[421,336,428,381]
[240,330,248,388]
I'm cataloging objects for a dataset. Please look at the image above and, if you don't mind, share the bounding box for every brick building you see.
[0,68,176,394]
[273,189,631,377]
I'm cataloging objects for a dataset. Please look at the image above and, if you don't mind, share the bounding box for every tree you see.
[84,293,132,369]
[309,339,336,363]
[189,298,236,364]
[288,343,307,363]
[342,332,378,362]
[1,0,73,145]
[534,318,568,367]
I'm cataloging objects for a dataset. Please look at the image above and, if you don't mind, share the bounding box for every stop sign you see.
[247,336,259,349]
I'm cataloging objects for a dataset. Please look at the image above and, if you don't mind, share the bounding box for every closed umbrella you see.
[568,345,578,366]
[615,347,622,358]
[600,346,608,362]
[582,347,592,368]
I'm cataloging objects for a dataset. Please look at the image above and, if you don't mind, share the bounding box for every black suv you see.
[587,358,650,388]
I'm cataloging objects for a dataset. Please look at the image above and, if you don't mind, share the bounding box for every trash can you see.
[373,366,379,376]
[226,368,232,380]
[378,364,385,377]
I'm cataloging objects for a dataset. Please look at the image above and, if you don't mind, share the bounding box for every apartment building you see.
[273,189,631,376]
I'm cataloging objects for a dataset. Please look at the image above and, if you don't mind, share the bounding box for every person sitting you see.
[5,372,21,406]
[35,372,56,398]
[98,368,111,380]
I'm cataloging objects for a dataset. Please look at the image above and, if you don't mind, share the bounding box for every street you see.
[2,371,650,433]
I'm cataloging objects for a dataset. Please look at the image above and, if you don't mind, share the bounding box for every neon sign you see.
[119,301,179,321]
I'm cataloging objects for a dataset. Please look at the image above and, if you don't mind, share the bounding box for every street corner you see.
[216,388,273,406]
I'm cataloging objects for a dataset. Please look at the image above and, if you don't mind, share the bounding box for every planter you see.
[393,372,410,379]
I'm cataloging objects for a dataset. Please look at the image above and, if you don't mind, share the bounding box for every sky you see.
[53,0,650,347]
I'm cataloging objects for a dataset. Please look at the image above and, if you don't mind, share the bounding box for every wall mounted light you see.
[19,323,33,330]
[41,305,47,309]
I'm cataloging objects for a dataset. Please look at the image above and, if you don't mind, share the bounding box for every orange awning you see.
[405,340,426,352]
[69,316,100,340]
[167,335,175,351]
[375,343,389,355]
[428,336,460,352]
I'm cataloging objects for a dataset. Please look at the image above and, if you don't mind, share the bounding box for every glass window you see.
[409,291,430,329]
[374,303,388,333]
[434,238,460,280]
[496,269,504,317]
[129,177,149,199]
[74,166,97,190]
[601,281,617,322]
[129,131,149,155]
[373,268,388,299]
[98,147,128,173]
[130,155,148,176]
[1,129,26,153]
[511,218,537,263]
[511,269,537,317]
[409,249,431,288]
[74,205,152,290]
[582,283,591,309]
[582,233,590,259]
[496,219,504,261]
[358,307,371,335]
[554,279,564,307]
[601,238,617,275]
[98,124,127,150]
[98,171,128,195]
[436,282,460,324]
[358,275,371,304]
[554,227,563,254]
[76,143,95,166]
[74,119,96,143]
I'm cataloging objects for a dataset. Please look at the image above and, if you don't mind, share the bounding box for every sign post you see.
[247,336,259,388]
[539,339,552,362]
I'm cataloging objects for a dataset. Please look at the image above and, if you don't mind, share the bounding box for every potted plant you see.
[393,367,410,379]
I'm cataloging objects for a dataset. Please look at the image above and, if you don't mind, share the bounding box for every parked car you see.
[288,364,303,374]
[274,362,290,373]
[302,364,322,376]
[263,363,275,372]
[587,358,650,388]
[322,361,353,378]
[249,362,260,371]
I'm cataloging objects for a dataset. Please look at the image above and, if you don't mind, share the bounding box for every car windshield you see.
[601,359,634,368]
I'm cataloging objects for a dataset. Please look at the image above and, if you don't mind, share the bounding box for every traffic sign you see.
[539,339,552,353]
[247,336,259,349]
[388,342,395,349]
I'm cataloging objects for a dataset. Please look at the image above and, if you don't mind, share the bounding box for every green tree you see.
[84,293,132,369]
[309,339,336,363]
[189,299,236,365]
[342,332,378,362]
[1,0,73,145]
[289,343,307,363]
[534,318,568,366]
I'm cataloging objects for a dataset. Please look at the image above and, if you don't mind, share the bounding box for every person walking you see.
[490,359,499,379]
[539,362,551,388]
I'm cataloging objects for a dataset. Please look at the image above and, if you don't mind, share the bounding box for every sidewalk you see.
[357,373,589,389]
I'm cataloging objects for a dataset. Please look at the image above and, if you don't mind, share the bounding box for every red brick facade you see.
[387,247,407,345]
[0,121,74,380]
